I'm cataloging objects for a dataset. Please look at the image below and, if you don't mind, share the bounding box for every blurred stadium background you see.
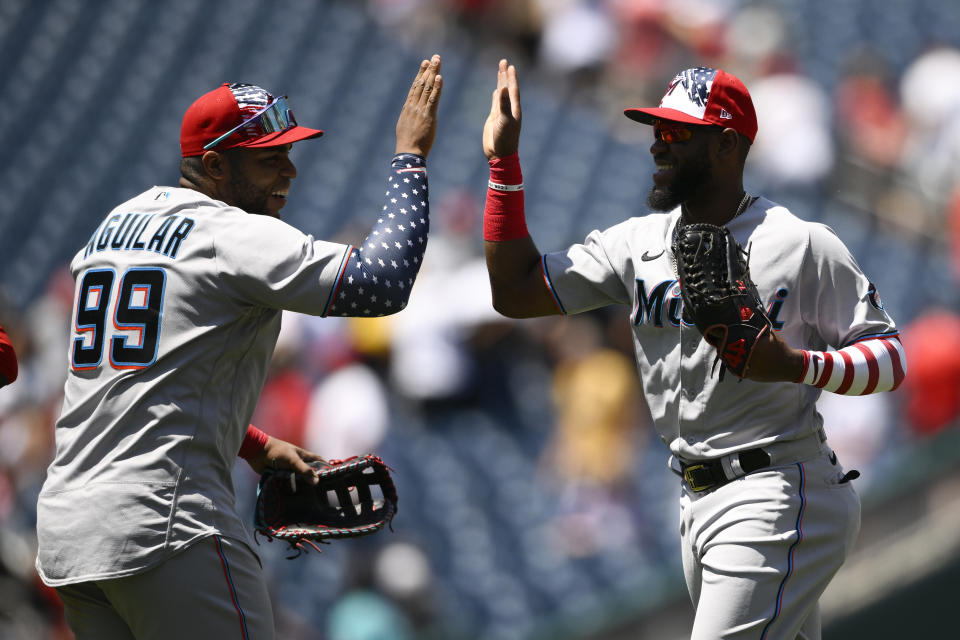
[1,0,960,638]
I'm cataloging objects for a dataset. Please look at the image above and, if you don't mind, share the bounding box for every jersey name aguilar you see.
[82,211,196,260]
[632,278,789,329]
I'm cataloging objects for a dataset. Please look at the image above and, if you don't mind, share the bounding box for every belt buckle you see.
[683,464,714,492]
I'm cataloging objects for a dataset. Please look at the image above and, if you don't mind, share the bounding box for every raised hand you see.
[483,59,522,160]
[395,54,443,157]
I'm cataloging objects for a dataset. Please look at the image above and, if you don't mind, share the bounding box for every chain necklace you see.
[731,190,752,221]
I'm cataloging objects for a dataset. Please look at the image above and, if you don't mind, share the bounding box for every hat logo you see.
[681,68,714,109]
[720,108,733,119]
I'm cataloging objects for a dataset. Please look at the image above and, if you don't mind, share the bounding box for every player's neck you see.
[680,187,749,227]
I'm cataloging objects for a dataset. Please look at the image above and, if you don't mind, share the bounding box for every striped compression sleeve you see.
[797,335,906,394]
[324,153,430,317]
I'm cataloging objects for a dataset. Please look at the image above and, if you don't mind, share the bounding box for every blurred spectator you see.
[749,72,834,187]
[539,317,647,556]
[606,1,679,90]
[831,52,926,235]
[327,590,413,640]
[724,4,792,76]
[325,541,440,640]
[537,0,617,82]
[817,391,894,488]
[661,0,733,60]
[303,359,391,459]
[834,52,908,173]
[899,309,960,436]
[251,330,312,447]
[899,47,960,204]
[372,541,437,631]
[388,191,503,409]
[365,0,445,48]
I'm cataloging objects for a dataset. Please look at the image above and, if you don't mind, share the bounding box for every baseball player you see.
[35,55,443,639]
[482,60,906,639]
[0,323,17,388]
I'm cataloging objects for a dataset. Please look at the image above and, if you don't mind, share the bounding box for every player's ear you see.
[715,128,741,159]
[200,150,228,181]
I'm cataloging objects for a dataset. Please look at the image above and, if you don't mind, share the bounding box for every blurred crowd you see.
[370,0,960,242]
[3,1,960,638]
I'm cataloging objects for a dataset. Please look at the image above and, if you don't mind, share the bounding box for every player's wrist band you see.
[487,180,523,192]
[238,424,270,460]
[484,152,528,242]
[489,151,522,182]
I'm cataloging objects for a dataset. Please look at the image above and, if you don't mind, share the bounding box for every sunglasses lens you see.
[655,125,691,143]
[258,97,295,134]
[204,96,297,150]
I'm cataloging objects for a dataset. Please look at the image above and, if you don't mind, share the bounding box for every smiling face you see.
[646,121,718,212]
[221,144,297,217]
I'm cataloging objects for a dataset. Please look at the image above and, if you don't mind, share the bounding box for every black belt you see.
[680,448,772,492]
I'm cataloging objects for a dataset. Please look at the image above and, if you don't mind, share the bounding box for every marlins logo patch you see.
[867,282,884,310]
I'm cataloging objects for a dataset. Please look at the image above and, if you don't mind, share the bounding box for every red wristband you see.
[0,325,17,385]
[238,424,270,460]
[484,153,528,242]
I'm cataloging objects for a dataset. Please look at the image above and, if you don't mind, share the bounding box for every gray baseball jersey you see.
[542,196,897,637]
[36,186,349,585]
[37,153,430,586]
[542,197,898,460]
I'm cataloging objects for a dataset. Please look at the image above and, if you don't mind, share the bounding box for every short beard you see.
[223,153,273,216]
[646,154,712,212]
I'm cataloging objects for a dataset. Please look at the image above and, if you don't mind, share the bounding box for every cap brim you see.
[240,125,324,148]
[624,107,708,127]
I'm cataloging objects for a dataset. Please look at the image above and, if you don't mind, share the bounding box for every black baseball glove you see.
[254,455,398,557]
[673,222,772,379]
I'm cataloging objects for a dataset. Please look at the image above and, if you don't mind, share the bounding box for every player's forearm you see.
[741,330,805,382]
[485,238,560,317]
[483,154,561,318]
[324,153,429,317]
[797,335,906,394]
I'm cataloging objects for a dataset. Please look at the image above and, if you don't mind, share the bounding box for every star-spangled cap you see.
[624,67,758,142]
[180,83,323,157]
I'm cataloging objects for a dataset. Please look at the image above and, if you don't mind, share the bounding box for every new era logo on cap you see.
[623,66,758,142]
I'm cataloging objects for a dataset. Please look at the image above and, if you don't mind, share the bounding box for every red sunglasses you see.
[653,121,694,144]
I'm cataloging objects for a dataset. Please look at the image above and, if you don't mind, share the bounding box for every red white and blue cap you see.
[180,83,323,157]
[624,67,758,143]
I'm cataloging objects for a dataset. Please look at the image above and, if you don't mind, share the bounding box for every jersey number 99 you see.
[72,267,166,371]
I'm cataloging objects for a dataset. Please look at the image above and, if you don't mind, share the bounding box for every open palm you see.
[483,59,522,160]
